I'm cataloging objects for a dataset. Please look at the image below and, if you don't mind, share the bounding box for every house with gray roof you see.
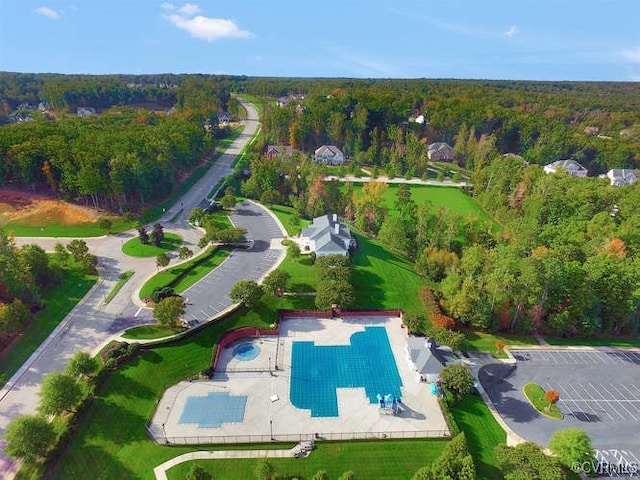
[300,214,355,257]
[406,336,459,383]
[314,145,345,165]
[605,169,638,187]
[427,142,454,161]
[543,159,588,177]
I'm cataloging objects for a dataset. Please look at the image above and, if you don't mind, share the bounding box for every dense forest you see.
[1,72,639,336]
[0,73,238,212]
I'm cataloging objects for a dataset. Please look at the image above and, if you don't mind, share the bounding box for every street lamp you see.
[162,423,168,444]
[270,419,274,441]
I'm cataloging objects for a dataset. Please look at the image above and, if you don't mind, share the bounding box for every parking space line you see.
[566,384,601,421]
[617,383,640,415]
[596,384,627,420]
[582,383,616,421]
[608,384,639,421]
[554,384,589,421]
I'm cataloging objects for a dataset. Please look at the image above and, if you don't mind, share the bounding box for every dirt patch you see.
[0,189,100,226]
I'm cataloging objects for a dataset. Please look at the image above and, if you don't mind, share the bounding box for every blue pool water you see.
[233,342,260,361]
[179,391,247,428]
[290,326,403,417]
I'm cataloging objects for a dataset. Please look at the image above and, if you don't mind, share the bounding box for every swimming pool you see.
[290,326,403,417]
[232,342,261,361]
[179,391,247,428]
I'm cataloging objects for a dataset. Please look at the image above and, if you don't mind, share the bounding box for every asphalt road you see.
[0,100,285,477]
[480,348,640,472]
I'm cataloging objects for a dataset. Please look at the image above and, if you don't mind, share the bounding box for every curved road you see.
[0,101,286,477]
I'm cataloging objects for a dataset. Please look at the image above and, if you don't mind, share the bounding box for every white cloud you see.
[162,3,252,42]
[503,25,518,38]
[35,6,61,20]
[619,47,640,63]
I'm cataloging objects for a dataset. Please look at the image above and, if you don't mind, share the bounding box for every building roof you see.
[544,159,588,175]
[606,169,638,187]
[314,145,343,157]
[407,336,457,376]
[266,145,293,157]
[301,214,353,256]
[428,142,453,153]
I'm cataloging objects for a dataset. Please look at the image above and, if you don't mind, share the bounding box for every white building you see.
[543,159,588,177]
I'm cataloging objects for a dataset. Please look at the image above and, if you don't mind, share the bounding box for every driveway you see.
[182,200,286,324]
[480,348,640,473]
[0,100,272,477]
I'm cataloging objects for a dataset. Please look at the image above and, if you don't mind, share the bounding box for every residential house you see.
[605,169,638,187]
[406,337,459,383]
[584,126,600,136]
[265,145,293,160]
[277,97,289,107]
[314,145,345,165]
[427,142,454,161]
[543,159,588,177]
[299,214,356,257]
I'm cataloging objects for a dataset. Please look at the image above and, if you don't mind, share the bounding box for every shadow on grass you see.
[48,443,134,480]
[451,395,505,480]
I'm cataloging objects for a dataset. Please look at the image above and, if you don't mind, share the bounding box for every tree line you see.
[0,230,97,351]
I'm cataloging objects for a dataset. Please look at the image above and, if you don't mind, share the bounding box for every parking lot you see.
[480,349,640,475]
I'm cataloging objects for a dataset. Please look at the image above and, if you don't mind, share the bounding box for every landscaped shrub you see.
[151,286,175,304]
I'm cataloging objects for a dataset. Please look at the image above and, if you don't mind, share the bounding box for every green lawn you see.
[122,233,182,258]
[2,216,135,238]
[0,263,97,388]
[451,395,506,480]
[121,325,178,340]
[279,248,318,293]
[268,204,310,236]
[352,234,429,314]
[461,331,539,357]
[544,335,640,348]
[166,438,449,480]
[523,383,563,420]
[139,246,231,300]
[47,295,316,480]
[103,271,134,305]
[348,183,496,226]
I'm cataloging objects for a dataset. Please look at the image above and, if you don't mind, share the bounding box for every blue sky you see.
[1,0,639,81]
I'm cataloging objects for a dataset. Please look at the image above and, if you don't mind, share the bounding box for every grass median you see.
[138,246,231,301]
[122,233,182,258]
[523,383,563,420]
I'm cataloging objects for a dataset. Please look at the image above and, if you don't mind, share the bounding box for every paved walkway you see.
[324,174,467,187]
[0,101,281,478]
[153,446,307,480]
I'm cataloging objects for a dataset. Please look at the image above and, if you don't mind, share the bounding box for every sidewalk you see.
[153,446,304,480]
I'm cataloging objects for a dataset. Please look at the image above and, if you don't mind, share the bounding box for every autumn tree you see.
[544,389,560,412]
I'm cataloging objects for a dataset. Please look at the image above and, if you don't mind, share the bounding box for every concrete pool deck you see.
[149,315,449,444]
